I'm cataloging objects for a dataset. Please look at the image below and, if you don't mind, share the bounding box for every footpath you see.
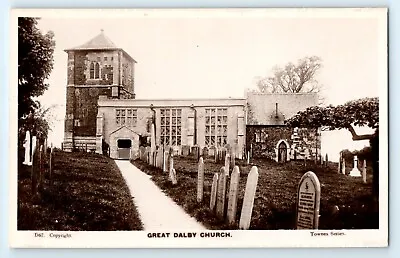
[115,160,206,231]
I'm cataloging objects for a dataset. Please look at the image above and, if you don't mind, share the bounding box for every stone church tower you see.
[63,30,136,151]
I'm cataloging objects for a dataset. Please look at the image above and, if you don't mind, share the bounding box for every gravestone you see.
[230,151,236,170]
[341,159,346,175]
[170,168,178,185]
[209,146,215,157]
[182,145,190,156]
[349,155,361,177]
[338,152,342,174]
[325,153,329,166]
[192,146,200,161]
[227,166,240,226]
[216,167,227,219]
[163,151,168,173]
[210,173,219,211]
[203,147,209,157]
[296,171,321,229]
[214,147,218,163]
[239,166,259,230]
[23,131,31,165]
[362,159,367,184]
[38,145,44,192]
[247,151,250,165]
[224,154,230,176]
[197,157,205,203]
[169,154,174,181]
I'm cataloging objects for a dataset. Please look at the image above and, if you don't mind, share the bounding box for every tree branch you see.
[346,124,374,141]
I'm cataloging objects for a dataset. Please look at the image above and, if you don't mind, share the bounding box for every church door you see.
[117,139,132,159]
[278,141,287,163]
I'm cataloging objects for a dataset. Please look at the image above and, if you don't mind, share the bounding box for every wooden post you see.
[239,166,259,230]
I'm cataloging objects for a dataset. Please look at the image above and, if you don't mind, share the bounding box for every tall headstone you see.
[38,145,44,192]
[230,152,236,170]
[163,151,168,173]
[338,152,342,174]
[362,159,367,184]
[227,166,240,226]
[210,173,219,211]
[169,154,174,181]
[197,157,205,203]
[325,153,329,166]
[150,123,156,165]
[247,151,250,165]
[239,166,259,230]
[349,155,361,177]
[224,154,230,176]
[31,136,38,195]
[341,159,346,175]
[182,145,190,156]
[23,131,31,165]
[171,168,178,185]
[216,167,227,219]
[296,171,321,229]
[214,147,218,163]
[203,147,209,157]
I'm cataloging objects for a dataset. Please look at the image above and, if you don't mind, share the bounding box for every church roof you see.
[65,30,136,62]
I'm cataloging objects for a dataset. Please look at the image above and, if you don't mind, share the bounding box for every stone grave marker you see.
[182,145,190,156]
[169,154,174,181]
[349,155,361,177]
[362,159,367,184]
[227,166,240,226]
[216,167,227,219]
[224,154,230,176]
[341,158,346,175]
[296,171,321,229]
[209,146,215,157]
[197,157,205,203]
[171,168,178,185]
[23,131,31,165]
[38,145,44,192]
[247,151,250,165]
[192,146,200,161]
[203,147,209,157]
[210,173,219,211]
[214,147,218,163]
[163,151,168,173]
[239,166,259,230]
[230,151,236,170]
[325,153,329,166]
[338,152,342,174]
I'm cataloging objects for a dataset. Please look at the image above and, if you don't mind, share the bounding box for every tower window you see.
[95,62,100,79]
[89,62,95,79]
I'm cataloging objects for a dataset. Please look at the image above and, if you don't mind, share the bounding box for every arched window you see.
[89,62,95,79]
[95,62,100,79]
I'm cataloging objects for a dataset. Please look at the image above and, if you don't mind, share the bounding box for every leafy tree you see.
[285,97,379,198]
[18,17,55,137]
[255,56,323,95]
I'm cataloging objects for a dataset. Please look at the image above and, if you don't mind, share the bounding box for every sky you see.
[33,9,386,160]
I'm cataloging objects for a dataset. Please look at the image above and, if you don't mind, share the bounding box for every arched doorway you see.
[117,139,132,159]
[275,139,290,163]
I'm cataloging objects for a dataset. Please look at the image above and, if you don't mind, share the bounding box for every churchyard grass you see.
[132,156,377,230]
[18,150,143,230]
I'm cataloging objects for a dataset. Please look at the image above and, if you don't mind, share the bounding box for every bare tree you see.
[255,56,323,95]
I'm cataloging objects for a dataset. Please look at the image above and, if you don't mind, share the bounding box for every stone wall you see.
[246,126,321,161]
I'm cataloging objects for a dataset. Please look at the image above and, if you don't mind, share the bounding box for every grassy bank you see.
[132,156,378,230]
[18,151,143,231]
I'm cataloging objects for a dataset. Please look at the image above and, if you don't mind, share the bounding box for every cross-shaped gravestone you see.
[239,166,259,230]
[349,155,361,177]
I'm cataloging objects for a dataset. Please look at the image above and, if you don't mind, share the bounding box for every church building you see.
[63,30,321,162]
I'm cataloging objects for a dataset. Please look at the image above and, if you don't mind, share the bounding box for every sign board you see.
[296,171,321,229]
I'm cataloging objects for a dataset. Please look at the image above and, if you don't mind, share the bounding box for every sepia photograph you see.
[9,8,388,248]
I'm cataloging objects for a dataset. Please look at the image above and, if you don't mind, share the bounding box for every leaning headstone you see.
[23,131,31,165]
[224,154,230,176]
[349,155,361,177]
[216,167,227,219]
[227,166,240,226]
[210,173,219,211]
[362,159,367,184]
[239,166,259,230]
[296,171,321,229]
[197,157,205,203]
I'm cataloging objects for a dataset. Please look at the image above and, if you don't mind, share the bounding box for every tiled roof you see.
[66,29,118,51]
